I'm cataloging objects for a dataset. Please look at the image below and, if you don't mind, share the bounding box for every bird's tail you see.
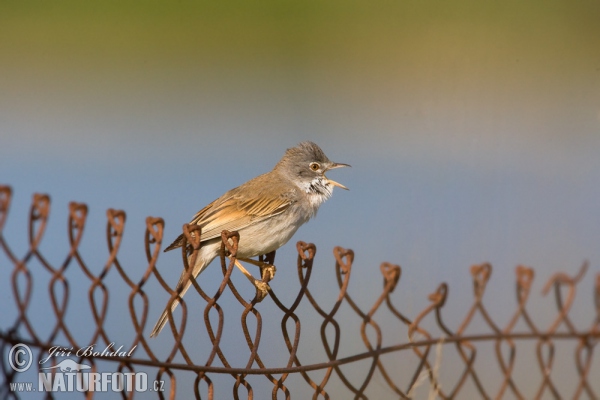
[150,255,211,338]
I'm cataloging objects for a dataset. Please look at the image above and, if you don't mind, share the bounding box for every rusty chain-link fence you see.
[0,184,599,399]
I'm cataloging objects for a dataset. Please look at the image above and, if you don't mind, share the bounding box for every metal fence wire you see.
[0,184,599,399]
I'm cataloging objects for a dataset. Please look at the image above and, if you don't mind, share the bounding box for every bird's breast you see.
[234,209,308,258]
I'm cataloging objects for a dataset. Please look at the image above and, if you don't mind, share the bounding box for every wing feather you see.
[164,174,295,252]
[198,195,291,240]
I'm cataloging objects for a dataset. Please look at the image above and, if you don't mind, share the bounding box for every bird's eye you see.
[309,162,320,171]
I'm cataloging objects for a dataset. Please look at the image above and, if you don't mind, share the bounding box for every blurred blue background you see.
[1,1,599,398]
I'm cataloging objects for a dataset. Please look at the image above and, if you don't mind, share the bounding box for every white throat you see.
[297,176,333,213]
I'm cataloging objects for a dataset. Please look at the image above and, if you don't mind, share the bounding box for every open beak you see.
[325,162,351,190]
[328,162,351,170]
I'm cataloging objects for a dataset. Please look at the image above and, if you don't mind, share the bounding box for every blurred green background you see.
[1,0,599,398]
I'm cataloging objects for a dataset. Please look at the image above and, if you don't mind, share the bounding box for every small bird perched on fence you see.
[150,141,350,337]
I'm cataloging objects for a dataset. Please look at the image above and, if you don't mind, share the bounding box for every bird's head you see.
[276,141,350,195]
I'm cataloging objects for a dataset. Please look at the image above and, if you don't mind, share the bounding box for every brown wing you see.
[162,198,219,252]
[164,173,294,252]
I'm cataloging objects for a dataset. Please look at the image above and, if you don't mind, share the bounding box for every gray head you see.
[275,141,350,192]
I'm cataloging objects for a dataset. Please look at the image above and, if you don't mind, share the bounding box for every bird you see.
[150,141,349,337]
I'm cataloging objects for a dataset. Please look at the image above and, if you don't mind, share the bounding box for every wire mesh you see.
[0,184,599,399]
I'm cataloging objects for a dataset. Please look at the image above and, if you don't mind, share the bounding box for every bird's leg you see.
[237,257,277,282]
[229,257,270,301]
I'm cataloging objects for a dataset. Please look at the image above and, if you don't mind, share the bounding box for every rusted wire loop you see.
[296,240,316,261]
[106,208,126,236]
[32,193,50,221]
[183,223,202,250]
[0,185,11,213]
[470,263,492,295]
[29,193,50,248]
[542,274,569,296]
[574,341,596,400]
[429,282,448,307]
[409,283,448,340]
[194,374,213,400]
[0,186,11,234]
[380,262,401,292]
[220,230,239,257]
[146,217,165,244]
[536,340,555,371]
[0,186,12,236]
[333,246,354,274]
[542,261,589,296]
[534,342,561,400]
[516,265,534,291]
[69,202,88,230]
